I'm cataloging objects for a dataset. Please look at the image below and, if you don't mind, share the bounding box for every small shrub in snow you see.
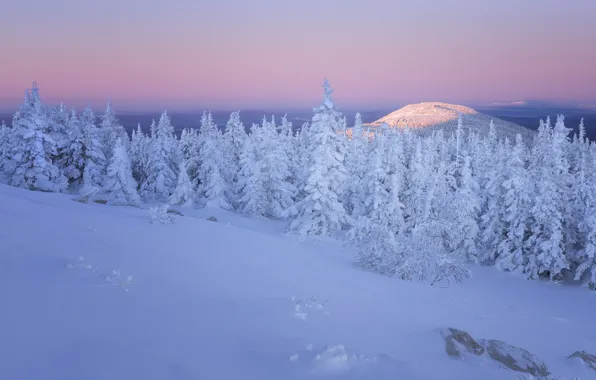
[149,204,174,224]
[290,296,329,320]
[395,234,471,286]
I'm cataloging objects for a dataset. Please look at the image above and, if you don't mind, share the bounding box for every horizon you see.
[1,0,595,111]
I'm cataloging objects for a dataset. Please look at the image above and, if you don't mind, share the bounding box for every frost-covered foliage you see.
[2,82,596,288]
[149,204,174,224]
[2,83,67,192]
[100,99,128,161]
[169,160,195,207]
[222,111,248,206]
[238,118,296,218]
[103,138,140,205]
[197,112,230,209]
[140,111,178,202]
[287,79,348,236]
[79,108,106,195]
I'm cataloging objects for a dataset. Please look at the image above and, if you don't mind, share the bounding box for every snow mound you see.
[367,102,534,141]
[289,344,401,377]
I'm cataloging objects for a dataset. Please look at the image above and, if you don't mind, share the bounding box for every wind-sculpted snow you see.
[0,184,593,379]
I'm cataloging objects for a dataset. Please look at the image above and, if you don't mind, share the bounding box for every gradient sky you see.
[1,0,595,111]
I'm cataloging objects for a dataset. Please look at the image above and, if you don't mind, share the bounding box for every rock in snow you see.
[440,327,550,377]
[568,350,596,371]
[441,327,485,358]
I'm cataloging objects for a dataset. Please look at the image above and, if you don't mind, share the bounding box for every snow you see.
[367,102,535,142]
[1,184,595,380]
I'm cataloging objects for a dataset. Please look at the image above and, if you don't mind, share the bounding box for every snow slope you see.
[1,184,594,380]
[367,102,535,141]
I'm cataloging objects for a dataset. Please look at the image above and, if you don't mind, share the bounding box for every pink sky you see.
[1,0,595,111]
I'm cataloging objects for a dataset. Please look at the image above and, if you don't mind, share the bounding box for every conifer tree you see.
[287,79,348,236]
[140,111,178,201]
[222,111,248,206]
[197,112,230,209]
[169,160,195,207]
[4,83,67,192]
[103,138,140,205]
[58,109,86,186]
[100,99,128,160]
[80,107,106,194]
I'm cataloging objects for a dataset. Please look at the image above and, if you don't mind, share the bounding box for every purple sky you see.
[1,0,595,111]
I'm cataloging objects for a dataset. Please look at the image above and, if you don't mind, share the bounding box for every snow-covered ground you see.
[1,184,594,380]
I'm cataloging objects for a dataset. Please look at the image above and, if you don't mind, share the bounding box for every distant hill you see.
[366,102,535,141]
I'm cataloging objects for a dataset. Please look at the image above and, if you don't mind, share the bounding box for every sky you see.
[1,0,595,112]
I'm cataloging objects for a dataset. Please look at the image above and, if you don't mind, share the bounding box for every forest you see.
[1,81,594,288]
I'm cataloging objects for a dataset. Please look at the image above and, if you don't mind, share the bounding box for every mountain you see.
[366,102,535,141]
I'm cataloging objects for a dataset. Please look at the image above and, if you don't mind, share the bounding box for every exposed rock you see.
[93,199,108,205]
[167,208,183,216]
[483,339,549,378]
[568,350,596,371]
[207,216,218,222]
[441,328,485,358]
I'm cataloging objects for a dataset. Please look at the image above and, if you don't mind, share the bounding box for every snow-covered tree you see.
[58,109,86,186]
[197,112,230,209]
[3,83,67,192]
[443,152,480,261]
[140,111,178,201]
[344,112,369,218]
[238,128,267,216]
[129,123,148,185]
[79,107,106,194]
[525,116,571,279]
[103,137,139,205]
[222,111,247,206]
[100,99,128,160]
[169,160,195,207]
[0,121,11,172]
[494,135,531,272]
[287,79,348,236]
[48,103,70,165]
[179,128,201,187]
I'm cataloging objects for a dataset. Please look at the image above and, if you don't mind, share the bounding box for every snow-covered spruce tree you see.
[58,109,86,187]
[402,138,428,232]
[524,116,571,279]
[103,137,140,205]
[197,112,230,209]
[4,83,67,192]
[278,114,298,186]
[79,107,106,194]
[291,121,312,204]
[346,132,405,275]
[48,103,70,166]
[287,79,348,236]
[261,116,296,218]
[179,127,201,188]
[129,123,149,186]
[222,111,248,207]
[495,134,532,273]
[140,111,178,202]
[0,120,11,173]
[344,112,369,219]
[443,152,480,262]
[100,99,128,161]
[477,139,508,264]
[169,160,195,207]
[238,125,268,216]
[572,119,596,286]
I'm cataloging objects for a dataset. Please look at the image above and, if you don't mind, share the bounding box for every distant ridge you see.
[366,102,535,141]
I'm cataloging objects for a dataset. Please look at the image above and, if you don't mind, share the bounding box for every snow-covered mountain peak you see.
[367,102,534,140]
